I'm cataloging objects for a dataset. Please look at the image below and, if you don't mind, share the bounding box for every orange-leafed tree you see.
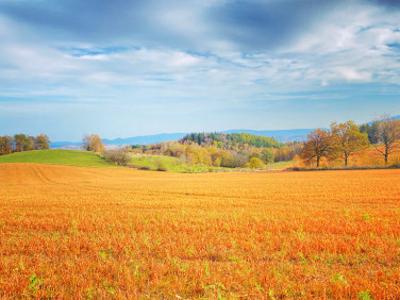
[83,134,105,153]
[331,121,369,166]
[301,129,334,167]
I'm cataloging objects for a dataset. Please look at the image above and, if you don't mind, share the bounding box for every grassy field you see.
[0,150,293,172]
[0,163,399,299]
[131,154,294,172]
[130,154,227,173]
[0,150,112,167]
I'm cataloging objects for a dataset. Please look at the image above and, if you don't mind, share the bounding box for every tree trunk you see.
[384,145,389,166]
[344,154,348,167]
[316,156,320,168]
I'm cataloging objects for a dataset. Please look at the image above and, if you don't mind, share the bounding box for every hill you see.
[103,132,187,146]
[223,129,313,142]
[50,116,399,148]
[51,129,313,148]
[180,132,280,148]
[0,149,112,167]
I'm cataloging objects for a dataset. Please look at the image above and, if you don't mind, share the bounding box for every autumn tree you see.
[35,134,50,150]
[83,134,105,153]
[0,136,13,155]
[260,148,274,164]
[301,129,334,167]
[331,121,369,166]
[374,117,400,165]
[13,134,34,152]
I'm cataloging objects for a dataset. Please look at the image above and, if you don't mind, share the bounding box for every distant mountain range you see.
[51,115,400,149]
[51,129,314,149]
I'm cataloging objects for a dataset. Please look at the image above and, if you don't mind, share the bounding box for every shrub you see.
[155,159,168,171]
[246,157,266,169]
[103,149,131,166]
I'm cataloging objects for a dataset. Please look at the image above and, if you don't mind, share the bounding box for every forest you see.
[130,117,400,169]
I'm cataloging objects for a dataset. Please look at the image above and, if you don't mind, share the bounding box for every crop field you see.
[0,164,400,299]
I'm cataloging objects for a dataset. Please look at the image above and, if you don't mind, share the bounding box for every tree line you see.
[83,116,400,170]
[0,134,50,155]
[181,132,280,148]
[301,117,400,167]
[131,134,298,169]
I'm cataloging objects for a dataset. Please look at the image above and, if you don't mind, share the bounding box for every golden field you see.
[0,163,400,299]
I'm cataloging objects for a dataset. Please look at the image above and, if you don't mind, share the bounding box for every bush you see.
[155,159,168,171]
[245,157,266,169]
[103,149,131,166]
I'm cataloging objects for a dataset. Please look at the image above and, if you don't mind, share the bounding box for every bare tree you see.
[301,129,334,167]
[374,117,400,165]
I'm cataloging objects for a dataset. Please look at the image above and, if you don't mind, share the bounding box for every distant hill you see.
[181,132,281,148]
[103,132,187,146]
[50,141,82,149]
[223,129,313,142]
[51,129,313,148]
[365,114,400,125]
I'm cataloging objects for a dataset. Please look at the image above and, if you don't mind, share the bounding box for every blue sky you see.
[0,0,399,140]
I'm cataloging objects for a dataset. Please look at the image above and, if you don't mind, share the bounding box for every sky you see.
[0,0,399,140]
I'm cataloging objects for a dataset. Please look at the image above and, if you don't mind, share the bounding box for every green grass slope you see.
[131,154,294,172]
[130,154,227,173]
[0,150,112,167]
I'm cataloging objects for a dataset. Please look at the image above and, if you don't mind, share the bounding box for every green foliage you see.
[132,138,296,171]
[358,290,373,300]
[331,121,369,166]
[246,157,266,169]
[0,150,113,167]
[260,148,275,164]
[130,154,226,173]
[331,273,348,285]
[181,132,280,149]
[28,274,43,293]
[360,122,380,144]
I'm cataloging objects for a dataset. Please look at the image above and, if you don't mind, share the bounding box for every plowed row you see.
[1,163,399,299]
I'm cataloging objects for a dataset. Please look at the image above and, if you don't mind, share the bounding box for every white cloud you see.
[0,0,399,108]
[336,67,372,82]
